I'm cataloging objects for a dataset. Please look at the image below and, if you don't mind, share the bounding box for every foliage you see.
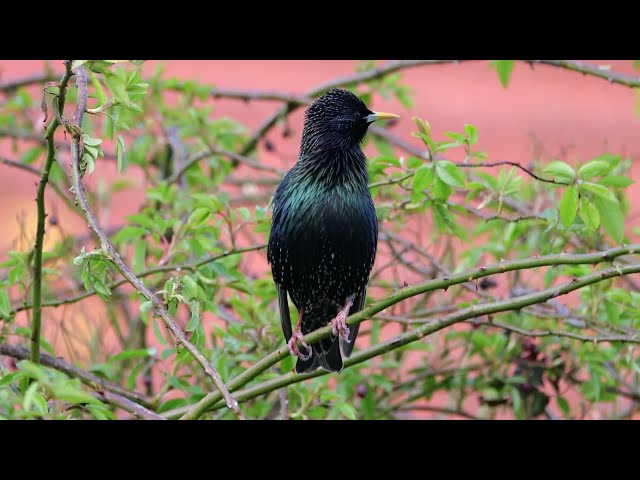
[0,60,639,420]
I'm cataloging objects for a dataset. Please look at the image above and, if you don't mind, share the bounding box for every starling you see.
[267,88,399,374]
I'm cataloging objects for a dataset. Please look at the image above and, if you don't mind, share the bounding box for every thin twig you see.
[1,154,76,212]
[527,60,640,88]
[0,72,58,92]
[240,60,465,155]
[166,148,284,184]
[453,160,567,185]
[94,391,164,420]
[10,244,267,316]
[0,343,153,408]
[66,65,243,420]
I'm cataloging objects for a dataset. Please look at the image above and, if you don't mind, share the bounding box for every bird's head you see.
[300,89,399,153]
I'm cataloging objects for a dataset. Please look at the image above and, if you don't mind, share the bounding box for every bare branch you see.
[9,244,266,316]
[528,60,640,88]
[0,343,153,408]
[241,60,466,155]
[0,72,58,92]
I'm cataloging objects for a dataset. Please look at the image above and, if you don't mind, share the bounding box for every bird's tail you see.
[295,305,343,374]
[295,336,342,374]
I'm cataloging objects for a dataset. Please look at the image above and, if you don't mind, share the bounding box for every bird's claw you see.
[332,312,351,342]
[287,331,312,361]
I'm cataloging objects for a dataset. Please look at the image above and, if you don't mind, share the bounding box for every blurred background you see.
[3,60,639,245]
[1,60,639,419]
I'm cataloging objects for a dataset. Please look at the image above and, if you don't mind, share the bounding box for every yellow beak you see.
[366,111,400,123]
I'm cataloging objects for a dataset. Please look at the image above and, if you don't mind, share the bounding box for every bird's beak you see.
[366,111,400,123]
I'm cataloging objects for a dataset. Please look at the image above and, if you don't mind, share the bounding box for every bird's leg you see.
[332,296,354,341]
[287,307,312,361]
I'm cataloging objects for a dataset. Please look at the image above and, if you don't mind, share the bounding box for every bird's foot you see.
[287,331,312,361]
[331,311,351,342]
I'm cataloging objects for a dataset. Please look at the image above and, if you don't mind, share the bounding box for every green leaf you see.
[464,124,479,145]
[432,177,452,201]
[132,239,146,273]
[87,404,116,420]
[598,175,634,188]
[32,392,48,416]
[83,136,103,147]
[116,135,126,172]
[0,289,11,318]
[436,161,465,188]
[557,396,570,417]
[109,348,154,363]
[493,60,515,88]
[152,317,168,346]
[578,160,612,180]
[188,208,211,227]
[337,402,357,420]
[0,372,20,387]
[83,153,96,175]
[412,116,430,137]
[112,226,147,243]
[18,360,47,382]
[412,164,434,193]
[53,385,101,405]
[594,197,624,243]
[581,182,618,203]
[23,381,40,412]
[407,156,422,169]
[181,275,198,300]
[21,146,42,165]
[103,73,133,110]
[140,300,153,313]
[543,161,575,182]
[89,71,108,105]
[559,186,579,227]
[579,196,600,230]
[185,301,201,332]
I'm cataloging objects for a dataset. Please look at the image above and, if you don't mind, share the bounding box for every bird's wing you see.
[276,284,293,343]
[341,289,366,358]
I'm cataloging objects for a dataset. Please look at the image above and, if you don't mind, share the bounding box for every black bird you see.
[267,88,398,374]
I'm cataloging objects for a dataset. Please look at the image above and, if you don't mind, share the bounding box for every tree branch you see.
[240,60,464,155]
[9,244,266,316]
[0,343,153,409]
[453,160,567,185]
[94,391,164,420]
[1,154,76,212]
[528,60,640,88]
[168,261,640,418]
[166,148,284,184]
[0,72,58,92]
[66,65,243,419]
[177,244,640,419]
[31,61,73,365]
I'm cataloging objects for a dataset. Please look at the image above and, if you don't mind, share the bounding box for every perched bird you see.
[267,88,398,374]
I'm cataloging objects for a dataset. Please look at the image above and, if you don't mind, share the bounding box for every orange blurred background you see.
[1,60,639,419]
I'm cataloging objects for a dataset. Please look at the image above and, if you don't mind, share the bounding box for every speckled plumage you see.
[267,89,381,374]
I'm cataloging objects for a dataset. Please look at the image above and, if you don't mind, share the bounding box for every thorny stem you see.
[31,60,73,364]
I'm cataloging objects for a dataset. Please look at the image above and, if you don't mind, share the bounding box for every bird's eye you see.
[353,111,361,119]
